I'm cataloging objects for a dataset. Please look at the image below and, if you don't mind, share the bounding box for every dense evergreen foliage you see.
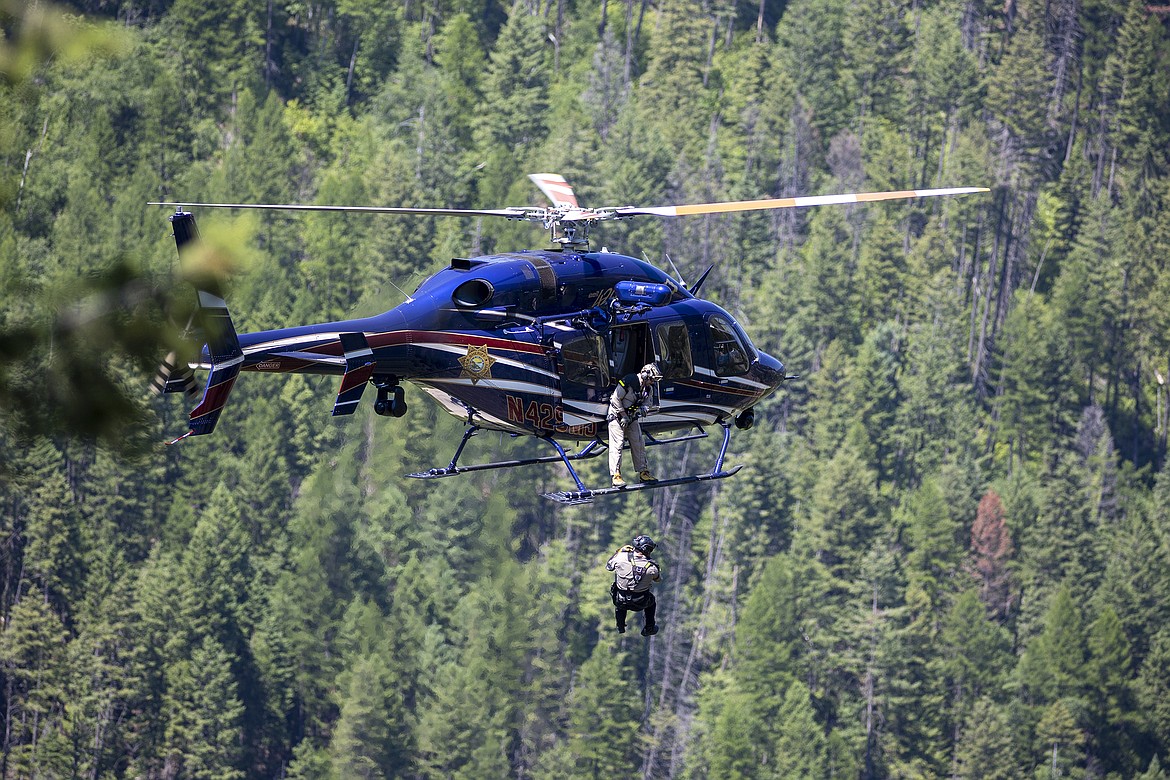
[3,0,1170,775]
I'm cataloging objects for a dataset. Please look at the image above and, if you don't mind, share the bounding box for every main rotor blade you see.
[615,187,990,218]
[529,174,580,209]
[148,202,530,218]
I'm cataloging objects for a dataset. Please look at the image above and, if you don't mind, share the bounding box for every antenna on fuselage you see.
[690,264,715,296]
[656,252,688,289]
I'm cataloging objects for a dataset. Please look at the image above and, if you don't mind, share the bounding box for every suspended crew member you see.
[607,362,663,487]
[606,534,661,636]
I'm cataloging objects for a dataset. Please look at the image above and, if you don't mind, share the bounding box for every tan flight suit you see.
[607,373,651,477]
[606,545,661,632]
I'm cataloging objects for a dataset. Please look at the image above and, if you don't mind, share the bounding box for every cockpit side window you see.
[654,322,693,379]
[709,315,750,377]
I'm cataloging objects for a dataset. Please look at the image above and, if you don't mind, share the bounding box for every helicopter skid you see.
[405,427,709,480]
[407,444,605,479]
[542,465,744,505]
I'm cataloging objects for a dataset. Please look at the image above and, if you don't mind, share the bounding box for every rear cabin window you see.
[563,335,609,387]
[655,322,693,379]
[709,316,750,377]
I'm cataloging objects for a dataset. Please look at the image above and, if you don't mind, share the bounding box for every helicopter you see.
[152,175,987,503]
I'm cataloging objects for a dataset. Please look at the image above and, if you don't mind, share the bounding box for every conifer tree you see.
[802,423,882,579]
[1139,755,1170,780]
[1034,698,1087,778]
[1102,0,1170,201]
[992,291,1078,469]
[1017,584,1087,707]
[329,650,413,778]
[771,680,828,779]
[561,639,641,777]
[472,4,550,210]
[161,635,246,779]
[19,439,84,609]
[968,490,1017,619]
[952,697,1021,780]
[63,548,148,777]
[890,276,978,487]
[934,589,1013,746]
[1084,604,1137,774]
[0,585,71,778]
[841,0,909,122]
[845,322,902,484]
[162,0,263,114]
[789,208,861,365]
[734,554,804,717]
[124,545,184,775]
[983,3,1056,184]
[1051,194,1123,404]
[1138,628,1170,760]
[899,477,963,615]
[636,0,712,150]
[773,0,851,144]
[1094,462,1170,654]
[703,681,765,779]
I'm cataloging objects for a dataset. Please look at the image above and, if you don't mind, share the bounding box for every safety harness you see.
[611,550,653,610]
[607,374,645,424]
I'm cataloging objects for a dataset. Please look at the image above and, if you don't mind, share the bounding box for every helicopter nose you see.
[753,351,786,387]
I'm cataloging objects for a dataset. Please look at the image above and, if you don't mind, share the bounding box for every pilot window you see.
[655,322,693,379]
[563,335,609,387]
[709,315,750,377]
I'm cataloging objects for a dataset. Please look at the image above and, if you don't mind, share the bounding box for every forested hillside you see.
[2,0,1170,775]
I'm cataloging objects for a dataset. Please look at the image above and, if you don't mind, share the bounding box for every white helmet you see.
[640,363,663,382]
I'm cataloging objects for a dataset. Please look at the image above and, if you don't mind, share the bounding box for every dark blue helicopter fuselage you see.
[208,249,786,440]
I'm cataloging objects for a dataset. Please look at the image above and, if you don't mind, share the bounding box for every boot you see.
[612,471,626,487]
[641,624,659,637]
[638,470,658,483]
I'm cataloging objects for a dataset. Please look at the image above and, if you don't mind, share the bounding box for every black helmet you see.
[632,535,656,555]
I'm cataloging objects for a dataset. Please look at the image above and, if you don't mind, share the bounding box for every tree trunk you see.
[623,0,635,86]
[265,0,273,88]
[345,38,359,106]
[973,194,1003,398]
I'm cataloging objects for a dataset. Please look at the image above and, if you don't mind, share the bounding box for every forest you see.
[2,0,1170,775]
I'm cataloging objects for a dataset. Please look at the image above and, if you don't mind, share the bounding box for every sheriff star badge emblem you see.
[458,344,497,384]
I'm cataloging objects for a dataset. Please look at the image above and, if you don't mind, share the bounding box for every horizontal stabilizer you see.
[152,351,200,400]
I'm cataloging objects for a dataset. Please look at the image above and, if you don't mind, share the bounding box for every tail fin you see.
[167,211,243,442]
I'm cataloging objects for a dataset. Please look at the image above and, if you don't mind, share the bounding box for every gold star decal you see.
[458,344,497,384]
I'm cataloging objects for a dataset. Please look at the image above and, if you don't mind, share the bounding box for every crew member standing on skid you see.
[607,362,663,487]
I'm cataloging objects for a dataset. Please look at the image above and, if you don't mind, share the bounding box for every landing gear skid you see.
[404,424,713,498]
[405,421,740,504]
[541,465,744,505]
[407,427,606,479]
[541,421,740,505]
